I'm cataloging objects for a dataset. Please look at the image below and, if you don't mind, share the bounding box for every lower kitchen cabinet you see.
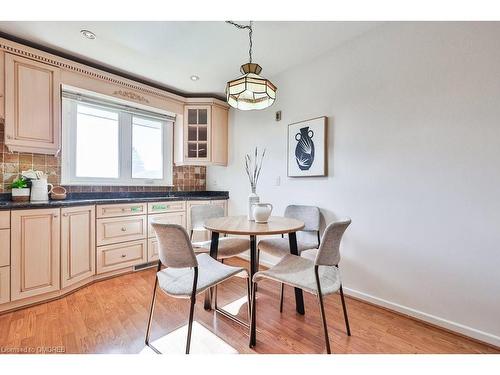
[186,200,227,241]
[96,239,147,274]
[61,205,96,288]
[148,238,159,262]
[97,215,148,246]
[10,208,60,301]
[0,229,9,267]
[0,267,9,304]
[148,211,186,238]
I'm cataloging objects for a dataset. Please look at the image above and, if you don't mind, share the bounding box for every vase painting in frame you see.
[287,116,327,177]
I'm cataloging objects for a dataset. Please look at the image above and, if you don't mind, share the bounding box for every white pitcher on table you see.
[252,203,273,223]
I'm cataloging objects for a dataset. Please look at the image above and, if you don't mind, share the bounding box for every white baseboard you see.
[342,287,500,348]
[237,254,500,348]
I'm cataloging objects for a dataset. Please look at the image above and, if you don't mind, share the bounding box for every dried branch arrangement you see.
[245,147,266,193]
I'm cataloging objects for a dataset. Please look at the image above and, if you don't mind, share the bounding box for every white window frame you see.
[61,89,174,186]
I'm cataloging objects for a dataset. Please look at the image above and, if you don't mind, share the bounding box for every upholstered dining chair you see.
[250,219,352,354]
[257,205,321,311]
[190,205,250,314]
[145,223,250,354]
[190,205,250,261]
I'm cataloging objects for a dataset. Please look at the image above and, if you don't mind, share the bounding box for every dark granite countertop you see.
[0,191,229,210]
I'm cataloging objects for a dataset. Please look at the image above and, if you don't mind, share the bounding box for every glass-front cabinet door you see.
[184,105,211,162]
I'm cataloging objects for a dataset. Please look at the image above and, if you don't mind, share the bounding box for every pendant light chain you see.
[226,21,253,63]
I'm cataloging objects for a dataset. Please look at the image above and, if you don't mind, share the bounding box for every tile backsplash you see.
[0,121,206,193]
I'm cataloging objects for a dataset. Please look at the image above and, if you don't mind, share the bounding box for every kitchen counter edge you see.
[0,192,229,211]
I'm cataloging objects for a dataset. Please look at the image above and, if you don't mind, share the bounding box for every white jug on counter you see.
[252,203,273,223]
[30,179,53,202]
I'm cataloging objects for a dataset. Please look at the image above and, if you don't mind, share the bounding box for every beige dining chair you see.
[145,223,250,354]
[190,205,250,316]
[250,219,352,354]
[190,205,250,261]
[257,205,321,311]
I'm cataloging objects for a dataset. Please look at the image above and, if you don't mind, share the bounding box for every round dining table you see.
[203,215,306,342]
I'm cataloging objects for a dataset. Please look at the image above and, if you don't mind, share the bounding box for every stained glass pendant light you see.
[225,21,277,111]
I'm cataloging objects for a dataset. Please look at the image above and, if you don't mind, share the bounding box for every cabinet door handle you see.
[121,227,127,232]
[63,213,68,217]
[120,254,126,258]
[53,214,58,218]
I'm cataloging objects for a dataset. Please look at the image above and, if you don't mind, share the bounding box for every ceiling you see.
[0,21,381,98]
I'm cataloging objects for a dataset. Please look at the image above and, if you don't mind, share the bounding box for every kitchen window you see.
[61,89,174,186]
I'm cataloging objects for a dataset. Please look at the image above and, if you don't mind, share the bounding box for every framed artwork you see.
[287,116,327,177]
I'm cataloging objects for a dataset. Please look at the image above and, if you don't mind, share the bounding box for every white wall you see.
[208,22,500,346]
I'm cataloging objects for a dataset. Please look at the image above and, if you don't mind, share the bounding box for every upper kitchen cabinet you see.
[4,53,61,155]
[174,100,229,166]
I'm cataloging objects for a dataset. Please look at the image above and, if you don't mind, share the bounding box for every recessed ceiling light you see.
[80,30,96,40]
[190,75,200,81]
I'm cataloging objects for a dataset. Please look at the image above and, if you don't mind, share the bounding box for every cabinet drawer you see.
[0,266,9,304]
[147,201,186,214]
[148,238,159,262]
[0,229,10,267]
[0,211,9,229]
[148,212,186,238]
[97,215,147,246]
[96,203,147,218]
[96,240,147,274]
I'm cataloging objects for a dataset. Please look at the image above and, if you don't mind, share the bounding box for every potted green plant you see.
[9,177,30,202]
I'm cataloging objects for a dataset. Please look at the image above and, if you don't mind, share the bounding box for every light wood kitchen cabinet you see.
[147,201,185,214]
[148,238,159,262]
[148,211,186,238]
[96,202,147,218]
[0,51,4,121]
[10,208,60,301]
[96,239,147,274]
[0,210,10,229]
[174,102,228,166]
[0,210,10,268]
[184,105,211,162]
[0,266,9,304]
[61,205,96,288]
[96,215,147,246]
[4,53,61,155]
[186,200,227,241]
[0,229,10,267]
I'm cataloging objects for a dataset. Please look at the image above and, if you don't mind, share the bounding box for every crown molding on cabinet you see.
[0,35,228,108]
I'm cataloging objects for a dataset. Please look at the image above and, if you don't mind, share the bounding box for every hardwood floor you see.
[0,259,497,354]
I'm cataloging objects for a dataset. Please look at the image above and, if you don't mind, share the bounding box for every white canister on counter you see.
[30,179,53,202]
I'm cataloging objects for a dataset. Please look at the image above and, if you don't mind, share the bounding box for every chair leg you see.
[315,265,331,354]
[213,259,223,310]
[145,275,159,347]
[317,292,331,354]
[279,283,284,313]
[186,295,196,354]
[186,267,199,354]
[339,285,351,336]
[214,284,218,309]
[249,281,257,348]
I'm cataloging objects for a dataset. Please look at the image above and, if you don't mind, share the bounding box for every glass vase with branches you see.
[245,147,266,194]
